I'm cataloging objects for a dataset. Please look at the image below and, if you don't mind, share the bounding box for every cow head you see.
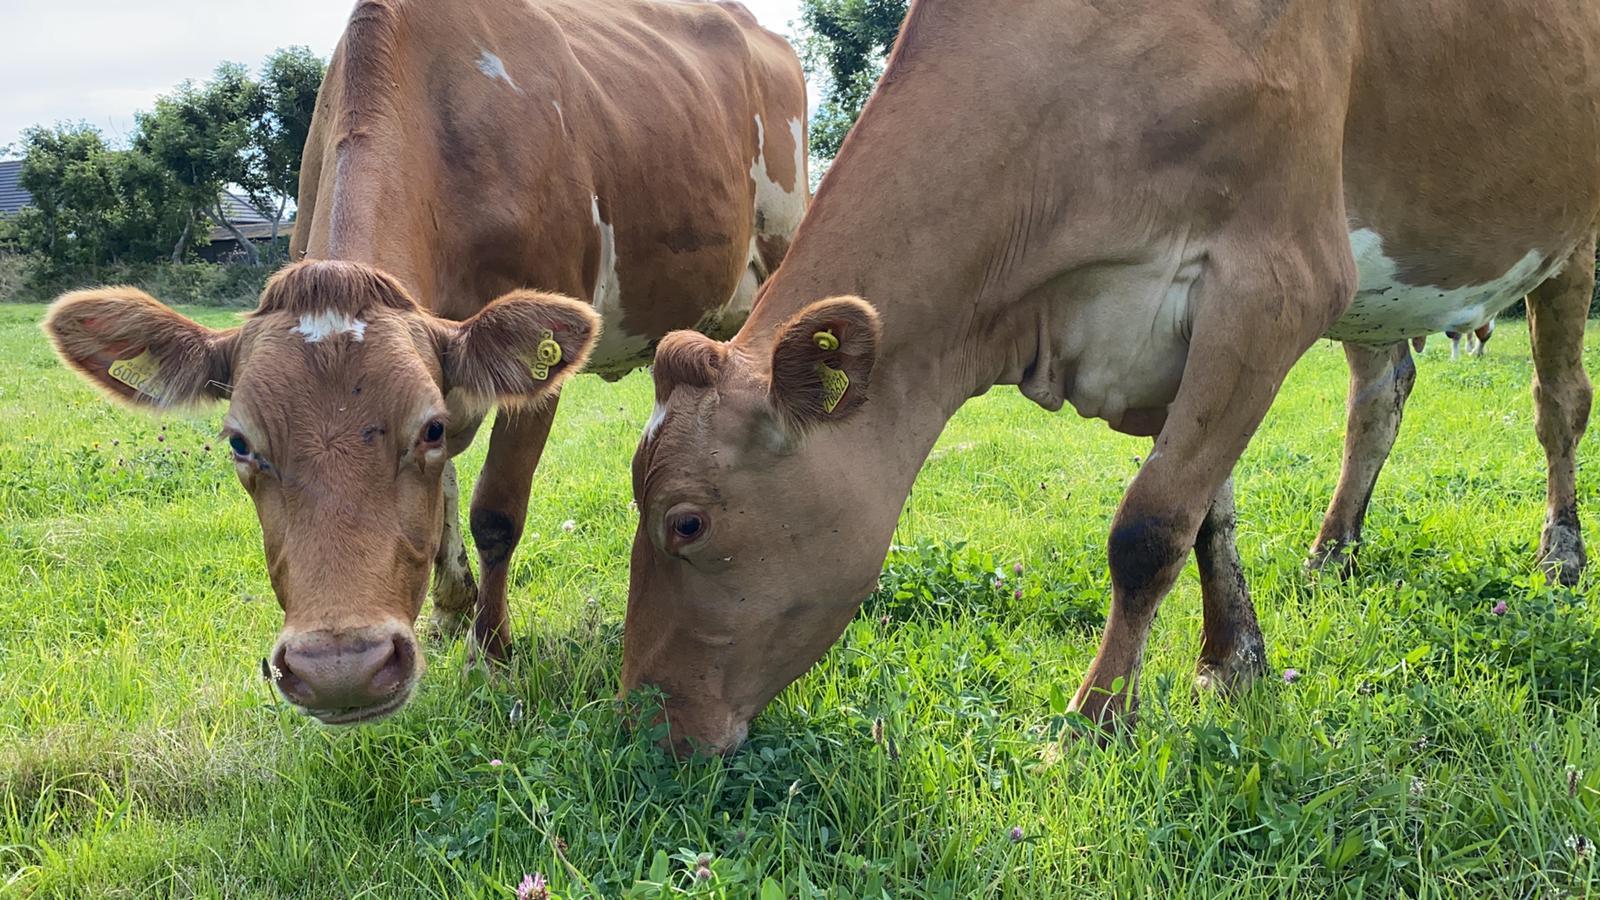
[624,296,896,754]
[44,260,598,724]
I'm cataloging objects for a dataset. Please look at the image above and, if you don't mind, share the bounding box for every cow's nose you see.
[271,626,416,719]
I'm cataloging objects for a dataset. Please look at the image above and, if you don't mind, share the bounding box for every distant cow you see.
[44,0,806,724]
[1409,317,1496,359]
[622,0,1597,753]
[1449,318,1496,359]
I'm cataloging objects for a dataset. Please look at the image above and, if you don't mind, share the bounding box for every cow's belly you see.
[1324,228,1560,345]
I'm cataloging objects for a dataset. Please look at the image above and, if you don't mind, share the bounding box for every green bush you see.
[0,253,270,306]
[0,253,37,303]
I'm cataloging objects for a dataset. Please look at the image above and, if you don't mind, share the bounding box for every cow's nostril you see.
[368,635,413,696]
[270,643,313,704]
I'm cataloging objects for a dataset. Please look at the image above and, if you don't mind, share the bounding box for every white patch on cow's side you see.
[749,115,806,239]
[292,311,367,343]
[476,50,523,94]
[584,195,652,378]
[643,401,668,442]
[1327,228,1557,344]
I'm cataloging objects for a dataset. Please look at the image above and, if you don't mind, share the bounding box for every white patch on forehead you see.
[476,49,523,94]
[584,195,653,378]
[552,100,567,136]
[748,115,806,239]
[292,311,367,343]
[1328,228,1558,344]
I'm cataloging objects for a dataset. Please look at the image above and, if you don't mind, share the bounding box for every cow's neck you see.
[735,41,1059,504]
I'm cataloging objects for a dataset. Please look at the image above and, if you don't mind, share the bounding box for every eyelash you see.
[225,432,271,473]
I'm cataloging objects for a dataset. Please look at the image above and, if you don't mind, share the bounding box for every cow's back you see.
[293,0,806,372]
[1331,0,1600,341]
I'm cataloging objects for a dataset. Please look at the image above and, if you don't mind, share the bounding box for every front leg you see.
[1308,341,1416,575]
[1072,238,1350,727]
[468,396,562,663]
[1194,476,1267,693]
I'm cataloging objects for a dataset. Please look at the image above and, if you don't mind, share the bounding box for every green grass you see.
[2,301,1598,898]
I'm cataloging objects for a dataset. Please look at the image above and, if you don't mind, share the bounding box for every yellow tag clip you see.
[107,350,163,400]
[813,330,840,351]
[817,363,850,413]
[531,329,562,380]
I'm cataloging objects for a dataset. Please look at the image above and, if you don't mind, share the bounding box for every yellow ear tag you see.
[107,350,163,399]
[817,362,850,413]
[813,330,840,351]
[531,329,562,380]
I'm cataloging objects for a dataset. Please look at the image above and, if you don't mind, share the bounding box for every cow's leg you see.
[430,459,477,636]
[1307,341,1417,575]
[1527,239,1595,585]
[468,396,562,663]
[1193,475,1267,693]
[1071,244,1342,727]
[1449,333,1462,360]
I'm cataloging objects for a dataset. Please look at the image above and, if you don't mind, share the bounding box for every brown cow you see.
[44,0,806,724]
[625,0,1599,753]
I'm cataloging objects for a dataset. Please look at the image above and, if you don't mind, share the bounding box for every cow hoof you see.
[429,576,477,640]
[1194,644,1267,696]
[1539,527,1585,587]
[1068,687,1139,739]
[431,607,472,640]
[464,629,511,674]
[1306,539,1357,579]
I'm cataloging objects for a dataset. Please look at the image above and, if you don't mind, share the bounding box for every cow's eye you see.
[421,419,445,445]
[665,505,709,551]
[228,434,250,458]
[672,514,704,540]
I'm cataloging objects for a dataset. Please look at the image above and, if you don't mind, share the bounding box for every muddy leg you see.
[1308,341,1416,575]
[1071,242,1343,727]
[468,396,562,663]
[430,460,478,636]
[1527,239,1595,585]
[1193,476,1267,693]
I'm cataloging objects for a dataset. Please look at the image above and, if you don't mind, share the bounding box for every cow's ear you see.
[768,296,880,432]
[43,287,238,408]
[440,290,599,413]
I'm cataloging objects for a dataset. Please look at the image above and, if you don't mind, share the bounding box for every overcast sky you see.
[0,0,808,154]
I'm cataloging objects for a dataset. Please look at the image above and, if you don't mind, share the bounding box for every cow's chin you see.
[295,687,417,726]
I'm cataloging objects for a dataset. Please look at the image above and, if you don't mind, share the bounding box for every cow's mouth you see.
[297,690,413,726]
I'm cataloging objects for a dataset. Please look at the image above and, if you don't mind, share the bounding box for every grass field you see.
[2,301,1599,898]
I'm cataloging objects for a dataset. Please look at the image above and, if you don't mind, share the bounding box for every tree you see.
[11,124,187,272]
[136,62,267,263]
[255,47,326,263]
[799,0,908,160]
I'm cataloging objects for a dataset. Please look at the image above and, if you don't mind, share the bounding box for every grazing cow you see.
[624,0,1599,752]
[1409,316,1496,359]
[1409,318,1497,358]
[43,0,806,724]
[1449,318,1497,359]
